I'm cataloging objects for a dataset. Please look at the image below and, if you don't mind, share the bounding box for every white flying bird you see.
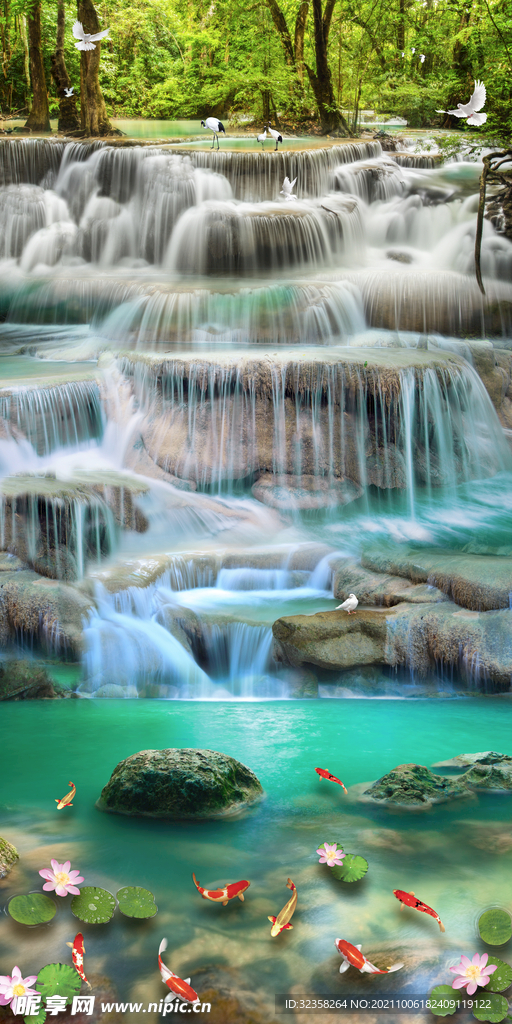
[335,594,358,615]
[64,86,74,97]
[73,20,110,50]
[257,127,267,149]
[201,116,225,149]
[280,176,297,201]
[436,80,487,125]
[266,123,283,152]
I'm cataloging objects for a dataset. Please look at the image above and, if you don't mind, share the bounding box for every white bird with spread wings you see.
[280,176,297,201]
[72,20,110,50]
[436,80,487,125]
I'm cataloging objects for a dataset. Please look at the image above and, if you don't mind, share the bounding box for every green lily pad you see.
[330,854,369,883]
[479,910,512,946]
[472,993,509,1022]
[36,963,81,1003]
[428,985,458,1017]
[24,1008,46,1024]
[71,885,115,924]
[485,959,512,993]
[8,892,56,925]
[116,886,158,919]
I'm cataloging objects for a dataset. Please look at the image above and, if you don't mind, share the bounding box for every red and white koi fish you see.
[56,782,76,809]
[66,933,91,988]
[314,768,347,793]
[192,873,250,906]
[268,878,297,937]
[393,889,445,932]
[335,939,404,975]
[158,939,200,1006]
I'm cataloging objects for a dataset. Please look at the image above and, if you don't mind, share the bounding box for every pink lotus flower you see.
[316,843,346,867]
[449,953,497,996]
[39,859,84,896]
[0,967,38,1007]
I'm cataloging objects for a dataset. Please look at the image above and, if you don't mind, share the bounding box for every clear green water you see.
[1,699,512,1019]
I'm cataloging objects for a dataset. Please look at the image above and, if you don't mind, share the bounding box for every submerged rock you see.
[252,473,362,510]
[96,748,264,819]
[0,660,65,700]
[362,764,470,806]
[0,836,19,877]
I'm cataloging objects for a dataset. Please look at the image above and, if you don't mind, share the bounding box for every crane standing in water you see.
[201,117,226,149]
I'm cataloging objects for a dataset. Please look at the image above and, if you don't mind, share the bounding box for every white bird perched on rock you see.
[72,20,110,50]
[257,127,267,149]
[64,86,74,97]
[436,80,487,125]
[280,176,297,201]
[336,594,358,614]
[266,123,283,151]
[201,116,225,149]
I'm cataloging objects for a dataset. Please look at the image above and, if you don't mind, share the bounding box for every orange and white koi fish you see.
[192,873,250,906]
[56,782,76,809]
[314,768,347,793]
[393,889,445,932]
[158,939,200,1006]
[66,933,91,988]
[335,939,404,975]
[268,878,297,937]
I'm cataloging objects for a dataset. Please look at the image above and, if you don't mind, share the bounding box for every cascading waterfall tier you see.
[0,379,102,456]
[120,349,511,504]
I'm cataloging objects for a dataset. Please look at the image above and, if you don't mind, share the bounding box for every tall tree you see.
[77,0,113,135]
[264,0,310,106]
[24,2,51,131]
[304,0,350,132]
[51,0,80,132]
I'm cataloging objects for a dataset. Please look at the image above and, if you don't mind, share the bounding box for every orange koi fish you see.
[315,768,347,793]
[66,933,91,988]
[192,873,250,906]
[158,939,200,1006]
[268,878,297,937]
[335,939,404,975]
[393,889,445,932]
[56,782,76,810]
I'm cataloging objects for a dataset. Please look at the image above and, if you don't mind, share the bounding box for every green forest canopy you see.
[2,0,511,135]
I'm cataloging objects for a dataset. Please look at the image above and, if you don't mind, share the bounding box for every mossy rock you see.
[8,892,56,925]
[96,748,264,820]
[0,661,62,700]
[0,836,19,877]
[479,909,512,946]
[71,886,116,924]
[363,763,470,806]
[116,886,157,919]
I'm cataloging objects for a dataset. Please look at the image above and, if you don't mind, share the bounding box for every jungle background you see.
[0,0,511,137]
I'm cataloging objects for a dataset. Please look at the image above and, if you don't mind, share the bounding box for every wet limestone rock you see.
[432,751,512,768]
[0,660,64,700]
[462,763,512,791]
[273,608,389,670]
[96,748,264,819]
[0,569,93,656]
[332,558,447,607]
[252,474,362,510]
[362,764,471,806]
[0,837,19,877]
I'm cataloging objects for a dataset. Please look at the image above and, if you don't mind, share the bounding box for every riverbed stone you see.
[0,660,65,700]
[362,763,471,806]
[0,837,19,877]
[252,473,362,510]
[96,748,264,819]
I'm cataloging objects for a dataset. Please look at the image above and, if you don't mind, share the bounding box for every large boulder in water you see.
[362,764,471,807]
[0,837,19,877]
[96,748,264,819]
[462,763,512,791]
[432,751,512,768]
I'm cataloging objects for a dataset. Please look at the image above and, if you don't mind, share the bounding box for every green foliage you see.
[8,893,56,925]
[36,963,81,1004]
[24,1008,46,1024]
[71,886,116,924]
[479,911,512,947]
[472,993,509,1022]
[116,886,158,918]
[330,854,369,883]
[428,985,458,1017]
[486,960,512,994]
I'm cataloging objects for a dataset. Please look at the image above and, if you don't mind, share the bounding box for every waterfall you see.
[0,380,103,455]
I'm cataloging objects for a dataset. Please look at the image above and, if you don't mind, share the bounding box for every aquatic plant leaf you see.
[8,893,56,925]
[485,959,512,993]
[71,886,115,924]
[24,1008,46,1024]
[428,985,458,1017]
[479,910,512,946]
[330,854,368,882]
[36,963,81,1003]
[472,993,509,1022]
[116,886,158,919]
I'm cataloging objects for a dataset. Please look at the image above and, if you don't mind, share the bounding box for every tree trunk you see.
[294,1,309,84]
[305,0,350,133]
[51,0,80,133]
[264,0,308,107]
[24,3,51,131]
[397,0,405,52]
[19,15,31,111]
[78,0,113,136]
